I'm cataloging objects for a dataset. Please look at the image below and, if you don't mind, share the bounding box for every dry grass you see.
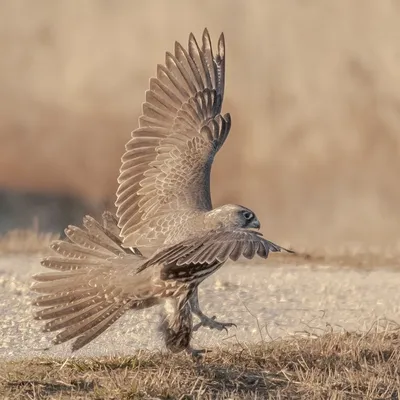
[0,229,58,255]
[1,326,399,399]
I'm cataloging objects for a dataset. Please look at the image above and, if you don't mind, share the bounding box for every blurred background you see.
[1,0,400,252]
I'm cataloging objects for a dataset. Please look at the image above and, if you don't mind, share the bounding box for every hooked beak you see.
[250,218,261,230]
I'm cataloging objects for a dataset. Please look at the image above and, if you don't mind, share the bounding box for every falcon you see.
[32,29,293,355]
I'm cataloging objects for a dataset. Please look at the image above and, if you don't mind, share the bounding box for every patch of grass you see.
[1,328,399,399]
[0,229,58,255]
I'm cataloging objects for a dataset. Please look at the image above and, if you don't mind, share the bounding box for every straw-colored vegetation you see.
[1,325,399,399]
[0,230,58,255]
[1,3,400,399]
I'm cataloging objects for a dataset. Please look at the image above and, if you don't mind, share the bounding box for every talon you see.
[193,322,203,332]
[193,314,237,332]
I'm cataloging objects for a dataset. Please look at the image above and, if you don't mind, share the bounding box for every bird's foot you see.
[193,315,237,333]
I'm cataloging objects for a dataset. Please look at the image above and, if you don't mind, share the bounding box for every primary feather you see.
[32,30,294,354]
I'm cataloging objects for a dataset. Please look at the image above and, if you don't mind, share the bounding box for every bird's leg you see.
[189,287,237,332]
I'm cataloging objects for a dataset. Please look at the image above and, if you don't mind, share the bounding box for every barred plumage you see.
[32,29,293,355]
[159,297,194,354]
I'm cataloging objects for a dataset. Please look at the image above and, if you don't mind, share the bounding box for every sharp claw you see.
[193,315,237,332]
[192,322,202,332]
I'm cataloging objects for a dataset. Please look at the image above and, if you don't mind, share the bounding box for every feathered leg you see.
[159,292,206,358]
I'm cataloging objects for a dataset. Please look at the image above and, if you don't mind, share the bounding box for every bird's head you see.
[205,204,261,231]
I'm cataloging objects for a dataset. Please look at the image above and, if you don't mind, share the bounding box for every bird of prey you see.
[32,29,293,355]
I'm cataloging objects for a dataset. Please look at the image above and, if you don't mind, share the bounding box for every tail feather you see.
[32,289,99,307]
[40,257,104,272]
[32,271,87,282]
[100,211,143,257]
[84,215,125,250]
[53,300,131,347]
[101,211,121,238]
[71,301,134,351]
[65,225,124,257]
[31,214,158,351]
[34,295,102,321]
[44,301,107,332]
[31,278,87,294]
[49,240,110,260]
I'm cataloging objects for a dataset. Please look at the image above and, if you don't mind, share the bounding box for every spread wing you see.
[116,29,231,248]
[137,230,294,278]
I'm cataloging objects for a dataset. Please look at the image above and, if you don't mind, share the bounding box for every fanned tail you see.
[31,212,157,351]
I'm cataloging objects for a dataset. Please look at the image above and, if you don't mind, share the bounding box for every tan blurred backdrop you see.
[1,0,400,250]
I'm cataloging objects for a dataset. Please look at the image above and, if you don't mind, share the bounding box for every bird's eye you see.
[243,211,253,220]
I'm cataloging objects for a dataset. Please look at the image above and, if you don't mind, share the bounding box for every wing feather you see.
[116,29,230,248]
[242,240,256,259]
[137,229,294,275]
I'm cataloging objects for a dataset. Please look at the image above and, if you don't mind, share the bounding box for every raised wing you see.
[137,229,294,278]
[116,29,231,248]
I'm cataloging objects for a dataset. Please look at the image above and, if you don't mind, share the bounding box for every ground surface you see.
[1,254,399,360]
[0,251,400,398]
[1,330,399,399]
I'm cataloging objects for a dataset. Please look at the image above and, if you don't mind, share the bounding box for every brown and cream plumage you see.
[32,29,293,355]
[116,28,228,248]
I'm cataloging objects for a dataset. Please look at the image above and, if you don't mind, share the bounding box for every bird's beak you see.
[251,218,261,230]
